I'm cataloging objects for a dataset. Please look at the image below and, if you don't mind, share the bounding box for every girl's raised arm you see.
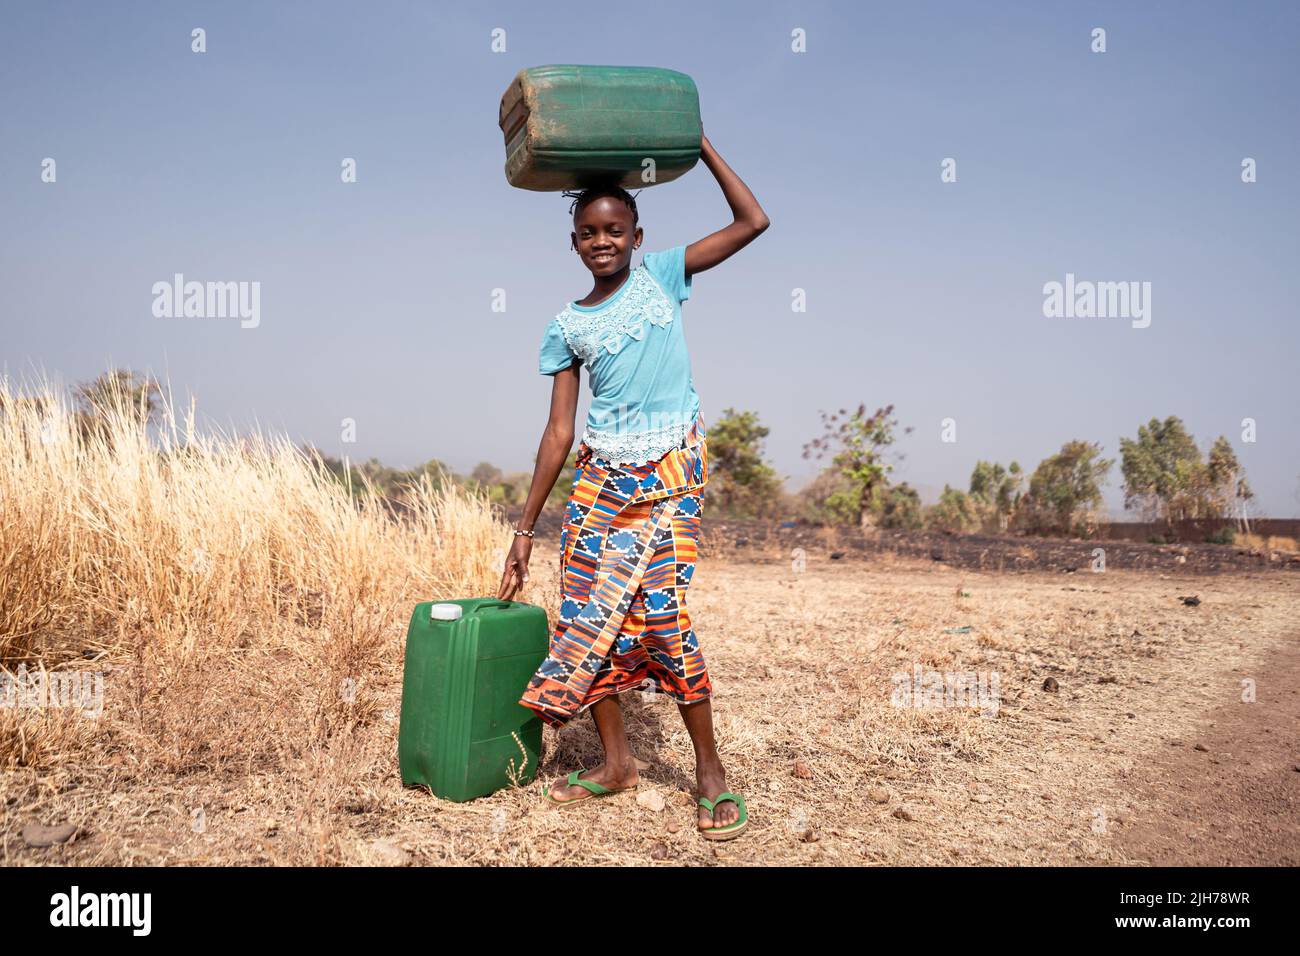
[683,132,770,277]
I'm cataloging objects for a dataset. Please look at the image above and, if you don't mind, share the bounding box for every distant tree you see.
[926,485,980,533]
[354,457,406,497]
[453,461,535,508]
[793,465,857,525]
[470,462,503,487]
[802,403,912,529]
[0,393,52,423]
[1018,440,1113,536]
[1206,435,1254,530]
[707,408,783,518]
[309,451,455,502]
[879,482,924,530]
[968,460,1023,532]
[409,458,454,489]
[493,472,533,508]
[73,369,161,443]
[1119,418,1250,527]
[75,369,160,420]
[1118,417,1201,522]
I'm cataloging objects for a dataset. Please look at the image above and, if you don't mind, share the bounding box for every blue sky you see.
[3,0,1298,515]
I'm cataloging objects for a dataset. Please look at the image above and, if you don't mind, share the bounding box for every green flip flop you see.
[697,790,748,840]
[545,768,637,807]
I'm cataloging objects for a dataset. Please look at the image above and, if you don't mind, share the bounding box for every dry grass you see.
[0,373,515,863]
[1237,533,1298,554]
[3,374,1297,866]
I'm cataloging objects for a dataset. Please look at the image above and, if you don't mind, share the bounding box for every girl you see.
[497,132,769,840]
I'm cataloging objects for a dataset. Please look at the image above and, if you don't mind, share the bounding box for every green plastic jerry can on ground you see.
[398,598,550,802]
[499,64,701,191]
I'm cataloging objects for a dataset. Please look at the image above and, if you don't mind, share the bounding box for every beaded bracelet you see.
[514,527,535,537]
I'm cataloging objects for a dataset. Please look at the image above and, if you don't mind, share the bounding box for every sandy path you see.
[1108,633,1299,865]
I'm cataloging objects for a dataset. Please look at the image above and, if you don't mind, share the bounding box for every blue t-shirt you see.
[539,244,700,466]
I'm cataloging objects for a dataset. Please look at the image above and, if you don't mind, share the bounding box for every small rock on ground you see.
[23,823,78,848]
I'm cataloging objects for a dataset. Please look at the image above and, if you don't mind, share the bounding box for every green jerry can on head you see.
[499,64,702,192]
[398,597,550,802]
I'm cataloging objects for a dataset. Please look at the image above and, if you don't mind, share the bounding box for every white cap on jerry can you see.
[429,603,464,622]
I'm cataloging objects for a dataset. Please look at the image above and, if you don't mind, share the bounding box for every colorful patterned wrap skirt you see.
[519,412,711,728]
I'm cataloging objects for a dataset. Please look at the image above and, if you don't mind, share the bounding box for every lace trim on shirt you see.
[582,419,691,467]
[553,266,674,366]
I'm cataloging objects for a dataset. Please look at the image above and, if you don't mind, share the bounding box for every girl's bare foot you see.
[696,758,739,830]
[548,759,639,801]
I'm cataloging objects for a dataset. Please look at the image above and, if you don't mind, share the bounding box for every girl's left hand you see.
[575,441,592,468]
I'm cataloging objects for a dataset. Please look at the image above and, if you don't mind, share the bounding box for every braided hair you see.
[562,180,642,226]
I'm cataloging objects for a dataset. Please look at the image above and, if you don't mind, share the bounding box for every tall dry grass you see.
[0,372,510,807]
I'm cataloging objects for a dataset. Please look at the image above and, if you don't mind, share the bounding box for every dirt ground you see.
[1109,633,1299,866]
[3,548,1297,866]
[696,518,1300,576]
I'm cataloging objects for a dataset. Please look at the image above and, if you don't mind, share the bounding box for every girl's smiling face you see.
[571,196,643,276]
